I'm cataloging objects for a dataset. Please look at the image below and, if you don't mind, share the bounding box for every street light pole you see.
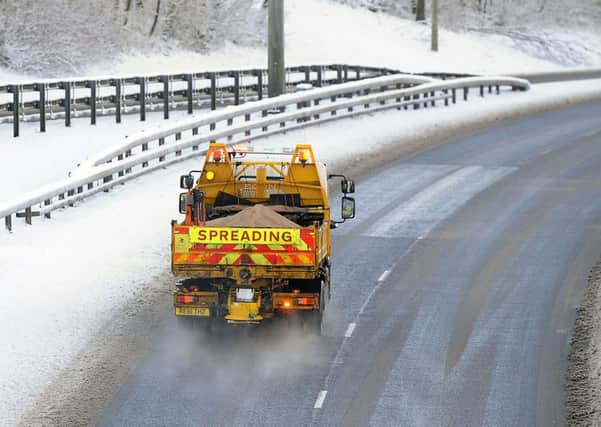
[431,0,439,51]
[268,0,285,97]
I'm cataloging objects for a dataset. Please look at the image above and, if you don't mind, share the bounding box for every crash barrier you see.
[1,73,529,231]
[3,64,467,138]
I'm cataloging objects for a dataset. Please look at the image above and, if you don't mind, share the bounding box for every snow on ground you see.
[2,0,595,85]
[0,109,192,203]
[88,0,562,77]
[1,78,601,424]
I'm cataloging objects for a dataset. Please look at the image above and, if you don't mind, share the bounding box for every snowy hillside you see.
[1,0,600,78]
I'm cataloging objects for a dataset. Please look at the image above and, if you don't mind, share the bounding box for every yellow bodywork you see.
[172,144,333,324]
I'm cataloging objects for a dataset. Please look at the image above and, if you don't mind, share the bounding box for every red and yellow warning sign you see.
[173,226,316,267]
[189,227,300,245]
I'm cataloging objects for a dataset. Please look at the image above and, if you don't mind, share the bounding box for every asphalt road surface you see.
[99,101,601,426]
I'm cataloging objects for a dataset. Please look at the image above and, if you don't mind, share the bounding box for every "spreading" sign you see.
[189,227,301,245]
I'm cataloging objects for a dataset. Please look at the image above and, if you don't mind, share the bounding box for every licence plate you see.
[175,306,210,317]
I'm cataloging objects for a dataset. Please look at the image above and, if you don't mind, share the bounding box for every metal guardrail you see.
[0,73,529,231]
[0,64,402,137]
[0,63,479,139]
[515,68,601,84]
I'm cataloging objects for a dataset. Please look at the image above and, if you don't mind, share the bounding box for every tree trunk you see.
[416,0,425,21]
[123,0,132,25]
[149,0,161,36]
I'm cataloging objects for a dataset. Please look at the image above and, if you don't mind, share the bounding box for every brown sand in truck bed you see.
[206,204,300,228]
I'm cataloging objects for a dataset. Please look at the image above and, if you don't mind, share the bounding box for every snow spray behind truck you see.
[171,143,355,334]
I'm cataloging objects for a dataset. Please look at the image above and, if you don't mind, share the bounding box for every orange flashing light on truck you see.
[171,143,355,334]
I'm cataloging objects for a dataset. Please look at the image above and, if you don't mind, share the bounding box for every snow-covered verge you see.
[567,259,601,426]
[2,0,601,83]
[84,0,583,78]
[1,78,601,425]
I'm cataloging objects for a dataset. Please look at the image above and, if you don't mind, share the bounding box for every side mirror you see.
[341,196,355,220]
[180,174,194,190]
[341,179,355,194]
[179,193,188,214]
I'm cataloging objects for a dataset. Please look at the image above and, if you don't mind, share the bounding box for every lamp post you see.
[432,0,439,52]
[268,0,285,97]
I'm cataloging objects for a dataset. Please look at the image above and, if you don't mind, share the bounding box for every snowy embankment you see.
[2,0,601,424]
[1,77,601,425]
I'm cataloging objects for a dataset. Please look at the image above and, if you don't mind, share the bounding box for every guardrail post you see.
[395,84,401,110]
[488,85,492,94]
[337,65,343,84]
[114,79,122,123]
[10,85,19,137]
[175,132,182,155]
[89,80,97,125]
[125,150,132,174]
[452,88,456,104]
[158,137,165,161]
[5,215,12,232]
[444,89,449,106]
[63,82,71,127]
[162,75,169,119]
[44,199,51,218]
[25,207,32,225]
[413,94,420,110]
[234,71,240,105]
[463,87,468,101]
[480,85,484,97]
[186,74,194,114]
[210,73,217,110]
[364,88,370,109]
[244,113,251,135]
[138,77,146,121]
[496,85,500,94]
[227,117,234,141]
[314,98,321,119]
[343,64,349,82]
[37,83,46,133]
[430,91,435,107]
[117,154,124,176]
[304,66,310,83]
[142,143,149,167]
[316,67,323,88]
[257,71,264,100]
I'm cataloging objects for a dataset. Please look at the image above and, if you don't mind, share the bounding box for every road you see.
[99,101,601,426]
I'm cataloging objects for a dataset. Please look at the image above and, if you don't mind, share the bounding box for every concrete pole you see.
[268,0,285,98]
[416,0,425,21]
[431,0,439,52]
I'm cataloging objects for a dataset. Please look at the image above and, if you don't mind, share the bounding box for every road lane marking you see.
[364,165,516,239]
[378,270,391,282]
[314,390,328,409]
[345,323,357,338]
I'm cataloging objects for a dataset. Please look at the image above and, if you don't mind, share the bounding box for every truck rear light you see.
[176,295,199,304]
[296,297,316,306]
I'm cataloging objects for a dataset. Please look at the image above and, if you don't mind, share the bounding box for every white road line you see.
[378,269,391,282]
[344,322,357,338]
[314,390,328,409]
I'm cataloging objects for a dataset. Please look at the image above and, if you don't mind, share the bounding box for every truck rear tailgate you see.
[172,224,320,277]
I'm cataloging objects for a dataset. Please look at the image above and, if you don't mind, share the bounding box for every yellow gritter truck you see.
[171,143,355,334]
